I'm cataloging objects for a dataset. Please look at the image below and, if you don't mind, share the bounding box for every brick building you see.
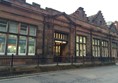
[0,0,117,65]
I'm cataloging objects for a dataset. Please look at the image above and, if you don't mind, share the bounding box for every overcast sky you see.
[27,0,117,22]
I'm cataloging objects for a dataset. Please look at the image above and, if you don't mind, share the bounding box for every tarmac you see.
[0,65,118,83]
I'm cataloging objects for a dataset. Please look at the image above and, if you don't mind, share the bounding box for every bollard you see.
[10,54,14,73]
[37,54,40,67]
[71,56,73,65]
[83,55,85,64]
[56,56,59,66]
[11,54,14,68]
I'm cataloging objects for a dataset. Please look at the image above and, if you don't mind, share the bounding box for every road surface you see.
[0,65,118,83]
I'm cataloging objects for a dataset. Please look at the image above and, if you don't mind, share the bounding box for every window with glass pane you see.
[76,44,79,50]
[102,41,108,57]
[54,32,68,40]
[60,34,63,39]
[56,33,58,38]
[80,44,83,56]
[92,39,94,45]
[7,35,17,55]
[93,46,95,56]
[76,36,79,43]
[20,24,28,35]
[76,36,86,57]
[92,39,100,57]
[105,48,108,57]
[0,19,7,32]
[58,34,60,39]
[28,37,35,55]
[18,36,27,55]
[83,37,86,43]
[79,36,82,43]
[76,51,79,56]
[76,43,79,56]
[9,21,18,33]
[29,25,36,36]
[97,40,99,45]
[0,33,6,54]
[102,47,104,57]
[95,46,97,57]
[98,47,100,57]
[112,43,117,57]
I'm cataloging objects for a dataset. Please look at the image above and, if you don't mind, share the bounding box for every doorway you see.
[53,40,67,62]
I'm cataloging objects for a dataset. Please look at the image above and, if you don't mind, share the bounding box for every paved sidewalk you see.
[0,65,118,83]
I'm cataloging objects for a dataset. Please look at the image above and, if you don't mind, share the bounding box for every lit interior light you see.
[55,40,67,44]
[14,47,16,50]
[62,41,66,44]
[8,45,12,48]
[55,40,62,43]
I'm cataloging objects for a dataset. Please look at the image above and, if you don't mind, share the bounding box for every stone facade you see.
[0,0,117,64]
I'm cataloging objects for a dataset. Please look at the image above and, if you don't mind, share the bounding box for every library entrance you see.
[53,32,68,62]
[54,40,67,62]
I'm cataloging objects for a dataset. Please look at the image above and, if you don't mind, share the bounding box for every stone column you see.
[69,25,76,57]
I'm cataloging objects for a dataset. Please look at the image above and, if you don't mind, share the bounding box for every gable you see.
[94,11,106,27]
[114,21,118,31]
[70,7,88,22]
[109,23,118,33]
[53,13,75,24]
[56,15,70,23]
[88,11,107,27]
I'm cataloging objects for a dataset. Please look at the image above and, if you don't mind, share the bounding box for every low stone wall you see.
[0,62,115,78]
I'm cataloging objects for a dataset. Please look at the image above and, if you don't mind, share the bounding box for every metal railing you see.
[0,54,115,69]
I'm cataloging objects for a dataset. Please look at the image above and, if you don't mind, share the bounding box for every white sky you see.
[26,0,117,22]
